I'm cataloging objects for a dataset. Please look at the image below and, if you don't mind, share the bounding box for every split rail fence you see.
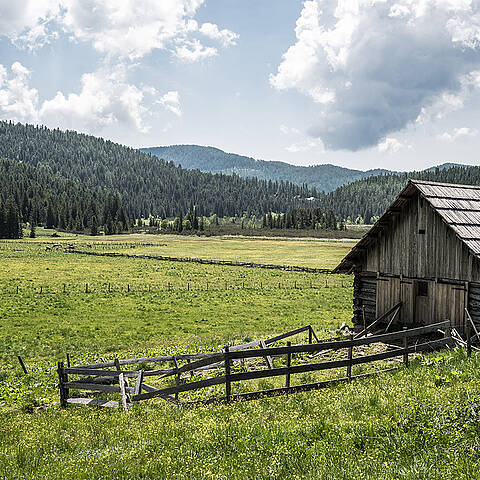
[58,321,457,411]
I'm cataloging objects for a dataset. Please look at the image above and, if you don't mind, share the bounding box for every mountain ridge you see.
[140,145,390,193]
[141,145,466,193]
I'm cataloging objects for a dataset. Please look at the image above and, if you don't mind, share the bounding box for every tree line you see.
[0,122,320,230]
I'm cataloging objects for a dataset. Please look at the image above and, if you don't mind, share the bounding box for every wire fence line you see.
[1,278,354,296]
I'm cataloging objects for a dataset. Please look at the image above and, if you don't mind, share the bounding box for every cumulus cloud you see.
[0,62,179,134]
[174,40,218,62]
[0,62,39,123]
[437,127,479,142]
[377,137,412,154]
[157,91,182,116]
[40,66,156,133]
[270,0,480,151]
[0,0,60,47]
[199,22,238,47]
[0,1,238,133]
[0,0,238,61]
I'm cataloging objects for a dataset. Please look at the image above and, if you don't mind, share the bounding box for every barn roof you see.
[334,179,480,273]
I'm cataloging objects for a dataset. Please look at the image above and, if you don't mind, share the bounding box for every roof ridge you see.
[410,179,480,189]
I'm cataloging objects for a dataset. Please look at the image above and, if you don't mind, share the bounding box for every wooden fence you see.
[57,321,458,410]
[65,250,332,274]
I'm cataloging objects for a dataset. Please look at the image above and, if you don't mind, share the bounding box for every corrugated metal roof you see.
[334,179,480,273]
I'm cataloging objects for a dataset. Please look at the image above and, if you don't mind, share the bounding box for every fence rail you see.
[58,321,455,410]
[66,250,332,274]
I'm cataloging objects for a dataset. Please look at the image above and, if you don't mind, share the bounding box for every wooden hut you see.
[334,179,480,333]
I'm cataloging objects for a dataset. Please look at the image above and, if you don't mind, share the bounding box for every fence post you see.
[466,318,472,358]
[224,346,231,403]
[347,335,353,381]
[286,341,291,389]
[308,326,313,345]
[57,361,68,407]
[403,327,409,367]
[17,355,28,374]
[173,356,180,401]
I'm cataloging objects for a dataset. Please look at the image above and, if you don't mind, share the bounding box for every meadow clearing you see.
[0,233,479,479]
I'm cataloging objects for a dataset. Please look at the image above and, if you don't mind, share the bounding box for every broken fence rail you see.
[58,321,453,410]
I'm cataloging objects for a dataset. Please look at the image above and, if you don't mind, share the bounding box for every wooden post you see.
[66,352,71,368]
[403,327,409,367]
[187,283,190,291]
[134,370,144,396]
[466,319,472,358]
[85,283,89,294]
[347,335,353,381]
[187,358,194,379]
[127,284,130,293]
[286,341,291,388]
[57,361,67,407]
[16,285,18,294]
[173,356,180,401]
[308,326,313,345]
[17,355,28,374]
[224,346,231,403]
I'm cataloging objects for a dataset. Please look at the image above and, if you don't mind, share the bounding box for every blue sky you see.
[1,0,480,171]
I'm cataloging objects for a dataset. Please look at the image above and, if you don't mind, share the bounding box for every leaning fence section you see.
[58,321,460,411]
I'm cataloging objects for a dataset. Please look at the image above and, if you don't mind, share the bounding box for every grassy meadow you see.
[1,233,479,479]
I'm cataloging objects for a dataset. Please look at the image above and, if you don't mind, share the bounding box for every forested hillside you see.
[0,122,320,236]
[321,166,480,223]
[141,145,389,193]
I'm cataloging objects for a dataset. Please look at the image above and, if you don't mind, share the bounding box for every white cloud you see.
[0,62,39,123]
[0,1,238,62]
[0,62,176,134]
[40,66,156,133]
[271,0,480,151]
[377,137,412,154]
[157,91,182,116]
[286,138,324,153]
[0,1,239,134]
[437,127,479,142]
[174,40,218,62]
[0,0,60,47]
[199,22,238,47]
[280,124,300,135]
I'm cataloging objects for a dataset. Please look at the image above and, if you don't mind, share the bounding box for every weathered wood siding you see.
[352,273,377,326]
[362,193,480,281]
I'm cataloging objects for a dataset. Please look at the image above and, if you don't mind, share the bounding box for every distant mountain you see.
[140,145,391,193]
[0,122,320,231]
[320,164,480,223]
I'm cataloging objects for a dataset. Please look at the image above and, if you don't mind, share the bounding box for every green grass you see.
[1,350,479,479]
[8,231,355,269]
[1,236,479,479]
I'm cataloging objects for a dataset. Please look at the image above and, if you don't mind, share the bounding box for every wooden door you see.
[433,283,465,331]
